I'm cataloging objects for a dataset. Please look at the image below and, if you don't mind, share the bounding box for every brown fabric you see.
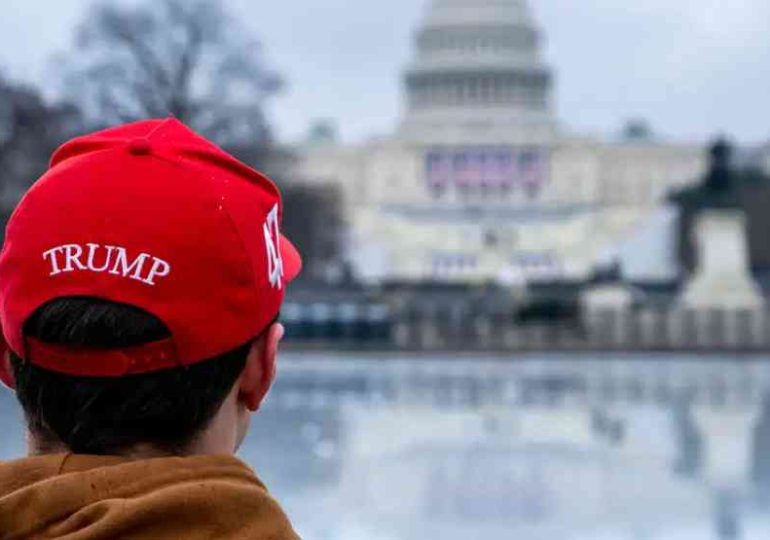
[0,454,300,540]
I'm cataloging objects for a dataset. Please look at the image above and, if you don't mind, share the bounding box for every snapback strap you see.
[24,337,181,377]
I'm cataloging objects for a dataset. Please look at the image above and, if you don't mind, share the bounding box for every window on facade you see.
[480,78,491,104]
[484,231,499,248]
[430,184,446,200]
[453,81,463,105]
[468,79,476,102]
[489,79,499,104]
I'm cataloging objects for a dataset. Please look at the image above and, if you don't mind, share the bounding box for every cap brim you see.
[0,361,12,390]
[280,235,302,284]
[0,331,14,390]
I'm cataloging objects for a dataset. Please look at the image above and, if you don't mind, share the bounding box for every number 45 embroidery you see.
[263,204,284,289]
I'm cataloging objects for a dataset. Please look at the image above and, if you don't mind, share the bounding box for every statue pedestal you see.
[681,210,764,309]
[581,283,634,312]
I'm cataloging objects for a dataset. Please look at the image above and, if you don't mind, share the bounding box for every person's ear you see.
[239,323,284,412]
[0,350,16,391]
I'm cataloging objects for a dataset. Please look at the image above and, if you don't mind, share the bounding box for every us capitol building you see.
[292,0,707,286]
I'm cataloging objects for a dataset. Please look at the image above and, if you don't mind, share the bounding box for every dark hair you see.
[10,297,252,455]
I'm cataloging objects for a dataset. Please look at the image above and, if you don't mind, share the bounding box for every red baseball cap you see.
[0,118,301,382]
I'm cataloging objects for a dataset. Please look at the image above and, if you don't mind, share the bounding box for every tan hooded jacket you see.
[0,453,300,539]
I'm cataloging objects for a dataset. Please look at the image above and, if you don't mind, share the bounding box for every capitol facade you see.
[293,0,707,285]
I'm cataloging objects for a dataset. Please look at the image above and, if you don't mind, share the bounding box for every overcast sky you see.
[1,0,768,144]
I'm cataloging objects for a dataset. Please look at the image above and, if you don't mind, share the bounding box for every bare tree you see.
[64,0,281,147]
[58,1,346,277]
[0,74,81,226]
[280,182,346,283]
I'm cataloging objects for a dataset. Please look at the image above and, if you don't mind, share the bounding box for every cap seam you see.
[143,117,178,141]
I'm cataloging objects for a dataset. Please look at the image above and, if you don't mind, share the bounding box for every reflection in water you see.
[3,353,770,539]
[716,490,741,540]
[752,395,770,494]
[673,398,703,478]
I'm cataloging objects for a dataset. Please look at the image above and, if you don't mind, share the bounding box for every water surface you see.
[3,352,770,540]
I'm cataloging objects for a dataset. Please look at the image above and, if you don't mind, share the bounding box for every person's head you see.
[0,119,301,457]
[5,297,283,456]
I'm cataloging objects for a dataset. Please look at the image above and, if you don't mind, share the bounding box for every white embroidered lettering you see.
[43,247,66,276]
[263,204,283,289]
[86,243,114,272]
[43,243,171,286]
[62,244,87,272]
[109,248,150,280]
[143,258,171,286]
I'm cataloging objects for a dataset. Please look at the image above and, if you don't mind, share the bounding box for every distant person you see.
[0,119,302,539]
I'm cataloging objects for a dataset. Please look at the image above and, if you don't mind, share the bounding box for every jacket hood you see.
[0,453,299,540]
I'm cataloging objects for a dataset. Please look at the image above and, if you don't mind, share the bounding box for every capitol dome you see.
[401,0,555,145]
[423,0,535,27]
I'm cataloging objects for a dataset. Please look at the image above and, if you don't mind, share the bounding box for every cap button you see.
[127,138,153,156]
